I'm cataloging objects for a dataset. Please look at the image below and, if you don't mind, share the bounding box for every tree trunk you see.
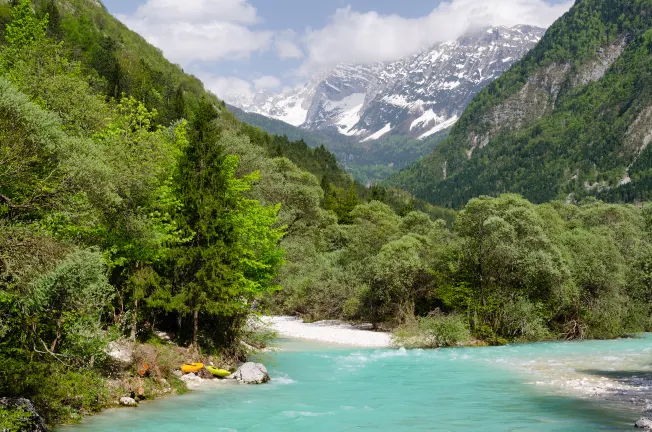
[51,318,62,352]
[192,308,199,349]
[130,298,138,341]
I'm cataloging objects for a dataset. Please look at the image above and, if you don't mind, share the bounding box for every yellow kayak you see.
[180,362,204,373]
[205,366,230,378]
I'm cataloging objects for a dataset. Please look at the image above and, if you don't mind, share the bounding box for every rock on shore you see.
[119,397,138,407]
[228,362,270,384]
[636,417,652,429]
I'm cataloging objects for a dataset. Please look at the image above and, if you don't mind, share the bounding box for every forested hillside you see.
[229,103,449,184]
[0,1,454,426]
[388,0,652,208]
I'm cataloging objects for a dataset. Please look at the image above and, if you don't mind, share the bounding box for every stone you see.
[119,397,138,407]
[180,373,202,388]
[154,331,173,343]
[645,403,652,413]
[227,362,270,384]
[172,370,183,377]
[636,417,652,429]
[105,340,135,367]
[0,398,48,432]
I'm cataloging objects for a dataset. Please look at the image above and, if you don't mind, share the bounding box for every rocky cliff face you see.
[386,0,652,207]
[464,36,629,158]
[230,25,544,143]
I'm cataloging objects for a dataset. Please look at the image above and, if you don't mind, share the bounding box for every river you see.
[60,335,652,431]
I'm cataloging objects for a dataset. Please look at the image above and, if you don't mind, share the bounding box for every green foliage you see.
[0,407,33,432]
[275,194,651,342]
[0,356,108,425]
[163,99,285,348]
[4,0,46,51]
[393,314,471,349]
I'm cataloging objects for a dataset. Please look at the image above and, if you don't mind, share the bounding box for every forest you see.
[0,0,651,429]
[229,103,450,185]
[274,194,652,347]
[0,0,447,426]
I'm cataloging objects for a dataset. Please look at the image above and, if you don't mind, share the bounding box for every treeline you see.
[272,194,652,344]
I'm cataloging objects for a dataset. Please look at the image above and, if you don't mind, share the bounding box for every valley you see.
[0,0,651,431]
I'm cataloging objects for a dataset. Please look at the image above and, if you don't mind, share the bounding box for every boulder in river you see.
[0,398,48,431]
[636,417,652,429]
[227,362,270,384]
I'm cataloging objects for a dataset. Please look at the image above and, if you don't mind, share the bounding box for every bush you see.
[342,297,361,320]
[0,356,108,426]
[393,314,470,349]
[0,407,33,432]
[500,298,551,341]
[132,343,184,380]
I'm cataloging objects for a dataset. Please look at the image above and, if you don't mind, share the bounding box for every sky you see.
[102,0,574,101]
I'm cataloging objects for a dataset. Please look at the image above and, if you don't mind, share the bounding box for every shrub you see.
[500,298,551,341]
[0,407,32,432]
[0,356,108,426]
[342,297,361,320]
[393,314,470,349]
[132,343,184,380]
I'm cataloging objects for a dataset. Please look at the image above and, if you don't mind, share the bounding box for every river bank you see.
[261,316,392,347]
[58,333,652,431]
[50,320,652,431]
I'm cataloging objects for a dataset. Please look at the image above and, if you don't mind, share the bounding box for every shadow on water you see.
[514,392,637,431]
[579,369,652,381]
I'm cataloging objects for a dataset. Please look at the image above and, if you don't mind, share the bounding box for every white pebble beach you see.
[261,316,392,348]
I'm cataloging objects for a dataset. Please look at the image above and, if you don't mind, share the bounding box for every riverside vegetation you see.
[0,0,448,428]
[1,0,652,430]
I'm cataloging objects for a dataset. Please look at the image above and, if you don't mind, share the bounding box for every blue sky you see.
[102,0,573,100]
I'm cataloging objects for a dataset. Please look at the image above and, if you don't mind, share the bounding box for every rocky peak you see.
[229,25,545,142]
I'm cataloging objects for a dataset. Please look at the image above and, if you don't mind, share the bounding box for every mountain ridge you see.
[386,0,652,207]
[231,25,545,143]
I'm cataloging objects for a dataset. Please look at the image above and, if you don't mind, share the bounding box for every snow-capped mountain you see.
[230,25,545,142]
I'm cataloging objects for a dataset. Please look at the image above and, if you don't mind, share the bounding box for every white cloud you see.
[115,0,573,96]
[129,0,258,25]
[200,75,254,101]
[253,75,282,90]
[300,0,573,74]
[275,30,304,60]
[117,0,272,63]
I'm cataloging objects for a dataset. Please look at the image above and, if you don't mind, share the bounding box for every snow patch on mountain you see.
[419,115,459,139]
[228,25,544,143]
[362,123,393,142]
[324,93,366,136]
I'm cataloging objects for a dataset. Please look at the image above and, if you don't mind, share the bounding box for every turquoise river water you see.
[60,336,652,431]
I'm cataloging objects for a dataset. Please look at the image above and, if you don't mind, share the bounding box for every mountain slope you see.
[388,0,652,207]
[227,103,449,184]
[233,25,544,143]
